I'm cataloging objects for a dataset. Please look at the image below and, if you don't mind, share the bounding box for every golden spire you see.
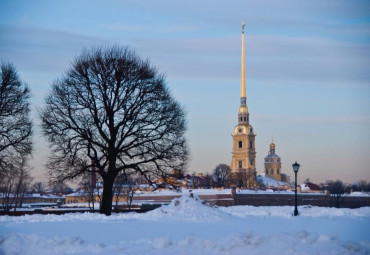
[238,22,248,118]
[241,21,246,99]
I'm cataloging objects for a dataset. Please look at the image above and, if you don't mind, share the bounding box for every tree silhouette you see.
[40,46,188,215]
[0,62,32,173]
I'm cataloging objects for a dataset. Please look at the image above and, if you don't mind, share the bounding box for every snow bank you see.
[1,231,369,255]
[1,203,369,225]
[221,205,370,219]
[145,193,231,222]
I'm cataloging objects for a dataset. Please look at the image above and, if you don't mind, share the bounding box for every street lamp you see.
[292,161,300,216]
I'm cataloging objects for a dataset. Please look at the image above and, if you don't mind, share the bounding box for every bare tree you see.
[0,163,17,211]
[49,181,73,196]
[113,171,134,207]
[0,62,32,175]
[113,172,125,207]
[32,181,46,194]
[356,180,368,192]
[0,155,33,211]
[78,173,100,210]
[40,46,188,215]
[212,164,230,188]
[113,171,137,210]
[327,180,345,208]
[13,158,33,210]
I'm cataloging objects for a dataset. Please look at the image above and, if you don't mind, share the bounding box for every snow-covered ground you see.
[0,195,369,255]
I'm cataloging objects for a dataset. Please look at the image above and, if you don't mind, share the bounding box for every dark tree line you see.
[324,179,370,208]
[40,46,188,215]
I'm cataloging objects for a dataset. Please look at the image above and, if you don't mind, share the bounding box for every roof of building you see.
[265,153,280,159]
[265,142,280,160]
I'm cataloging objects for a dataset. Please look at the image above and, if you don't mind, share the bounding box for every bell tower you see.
[230,23,257,188]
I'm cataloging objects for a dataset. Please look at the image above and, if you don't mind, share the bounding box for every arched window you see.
[238,161,242,168]
[244,116,246,121]
[238,141,242,148]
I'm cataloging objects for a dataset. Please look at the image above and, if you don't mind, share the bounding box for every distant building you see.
[300,182,322,193]
[264,141,282,181]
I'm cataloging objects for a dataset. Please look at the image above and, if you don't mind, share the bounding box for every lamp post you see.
[292,161,300,216]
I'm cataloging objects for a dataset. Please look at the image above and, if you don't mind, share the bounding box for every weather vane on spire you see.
[242,21,245,33]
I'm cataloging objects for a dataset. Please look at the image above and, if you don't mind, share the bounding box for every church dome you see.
[265,153,280,159]
[265,141,280,161]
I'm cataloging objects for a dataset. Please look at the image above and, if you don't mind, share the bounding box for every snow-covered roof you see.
[257,175,290,188]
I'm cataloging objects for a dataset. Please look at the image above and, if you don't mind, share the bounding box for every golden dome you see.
[238,105,248,113]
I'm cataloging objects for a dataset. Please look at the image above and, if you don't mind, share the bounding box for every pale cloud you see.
[255,115,370,125]
[99,22,196,34]
[131,34,370,84]
[18,14,30,23]
[99,23,144,32]
[0,25,107,72]
[2,23,369,86]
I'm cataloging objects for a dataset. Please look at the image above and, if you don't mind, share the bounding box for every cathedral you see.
[264,141,282,181]
[230,23,258,188]
[264,141,290,183]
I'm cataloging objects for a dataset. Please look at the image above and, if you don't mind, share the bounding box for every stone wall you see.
[131,193,370,208]
[234,193,370,208]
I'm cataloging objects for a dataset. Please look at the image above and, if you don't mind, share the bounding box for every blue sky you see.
[1,0,369,184]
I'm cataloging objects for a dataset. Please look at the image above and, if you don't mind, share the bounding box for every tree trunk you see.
[100,178,114,215]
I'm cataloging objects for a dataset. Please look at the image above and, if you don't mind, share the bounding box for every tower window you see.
[266,169,268,175]
[238,141,242,148]
[244,116,246,121]
[238,161,242,168]
[247,116,249,122]
[249,141,253,148]
[240,117,242,121]
[271,169,274,175]
[277,169,280,174]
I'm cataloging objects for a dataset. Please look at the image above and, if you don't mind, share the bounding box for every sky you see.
[0,0,369,184]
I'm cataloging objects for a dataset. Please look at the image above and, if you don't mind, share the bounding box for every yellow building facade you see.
[230,23,257,188]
